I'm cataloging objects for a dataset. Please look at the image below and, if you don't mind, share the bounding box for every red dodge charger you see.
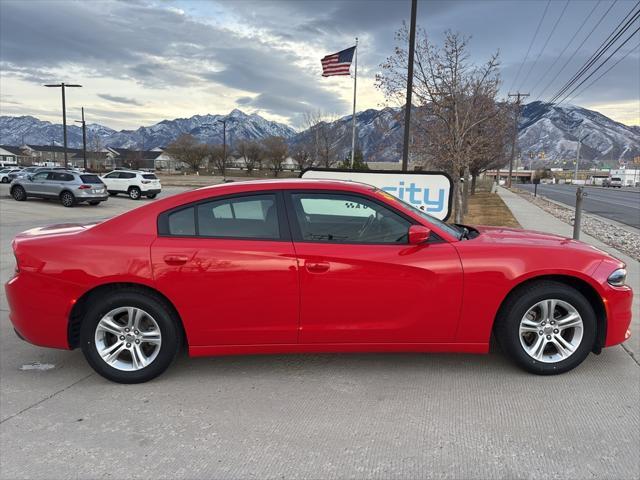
[5,179,632,383]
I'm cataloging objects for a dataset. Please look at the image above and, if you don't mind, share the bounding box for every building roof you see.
[25,144,84,154]
[0,145,23,155]
[108,147,164,160]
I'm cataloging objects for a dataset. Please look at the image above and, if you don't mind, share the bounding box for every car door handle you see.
[305,261,330,273]
[163,255,189,266]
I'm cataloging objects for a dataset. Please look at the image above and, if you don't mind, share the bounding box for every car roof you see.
[195,178,376,193]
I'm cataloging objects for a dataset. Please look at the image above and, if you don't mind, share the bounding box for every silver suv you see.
[10,170,109,207]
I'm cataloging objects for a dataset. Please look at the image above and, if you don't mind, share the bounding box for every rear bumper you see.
[75,192,109,202]
[141,188,161,195]
[5,271,82,350]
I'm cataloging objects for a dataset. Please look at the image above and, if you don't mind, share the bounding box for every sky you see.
[0,0,638,131]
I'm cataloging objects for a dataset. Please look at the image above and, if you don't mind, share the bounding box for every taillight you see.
[141,180,151,184]
[78,184,92,189]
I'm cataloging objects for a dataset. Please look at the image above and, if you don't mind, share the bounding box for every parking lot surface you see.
[518,184,640,229]
[1,183,638,479]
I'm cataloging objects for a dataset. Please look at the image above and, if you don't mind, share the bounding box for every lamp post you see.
[44,83,82,168]
[74,107,87,171]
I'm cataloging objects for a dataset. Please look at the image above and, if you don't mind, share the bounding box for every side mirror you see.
[27,175,34,181]
[408,225,431,245]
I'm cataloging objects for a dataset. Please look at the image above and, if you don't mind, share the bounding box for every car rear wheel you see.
[1,177,9,183]
[60,191,75,207]
[11,185,26,201]
[495,281,596,375]
[80,290,182,383]
[128,187,141,200]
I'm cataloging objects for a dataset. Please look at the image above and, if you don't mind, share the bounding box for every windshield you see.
[80,174,103,184]
[142,173,157,180]
[382,192,462,239]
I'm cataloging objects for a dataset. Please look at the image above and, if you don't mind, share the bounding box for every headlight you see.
[607,268,627,287]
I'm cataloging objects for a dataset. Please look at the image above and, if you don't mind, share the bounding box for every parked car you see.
[603,177,623,188]
[10,170,108,207]
[5,179,632,383]
[101,170,161,199]
[9,166,68,182]
[0,167,22,183]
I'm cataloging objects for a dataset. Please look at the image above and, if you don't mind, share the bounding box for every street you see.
[518,184,640,229]
[0,184,638,479]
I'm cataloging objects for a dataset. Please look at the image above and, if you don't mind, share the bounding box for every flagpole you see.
[350,37,358,169]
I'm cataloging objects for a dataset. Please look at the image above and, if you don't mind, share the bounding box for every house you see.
[0,145,22,165]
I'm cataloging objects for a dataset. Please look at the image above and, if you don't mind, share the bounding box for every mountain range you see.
[1,103,638,168]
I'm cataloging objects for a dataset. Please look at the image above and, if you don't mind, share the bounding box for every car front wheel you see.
[1,177,9,183]
[11,185,27,201]
[80,290,182,383]
[495,281,596,375]
[60,191,75,207]
[128,187,141,200]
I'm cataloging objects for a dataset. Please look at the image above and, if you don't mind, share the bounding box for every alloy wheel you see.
[519,299,584,363]
[94,306,162,371]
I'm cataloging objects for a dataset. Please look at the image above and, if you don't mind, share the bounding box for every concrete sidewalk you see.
[498,187,639,358]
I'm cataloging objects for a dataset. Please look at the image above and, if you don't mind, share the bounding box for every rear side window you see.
[197,194,279,239]
[159,194,280,240]
[54,172,75,181]
[168,207,195,236]
[120,172,136,179]
[80,174,103,184]
[142,174,157,180]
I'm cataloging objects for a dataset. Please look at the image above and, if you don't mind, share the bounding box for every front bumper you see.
[593,262,634,347]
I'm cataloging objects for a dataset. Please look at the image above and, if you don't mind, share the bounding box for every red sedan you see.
[5,180,632,383]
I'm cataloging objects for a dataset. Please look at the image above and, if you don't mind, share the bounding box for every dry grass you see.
[464,192,521,228]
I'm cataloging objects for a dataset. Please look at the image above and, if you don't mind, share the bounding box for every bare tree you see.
[262,136,288,177]
[244,141,264,174]
[377,27,502,222]
[291,144,314,172]
[208,144,228,177]
[165,134,208,173]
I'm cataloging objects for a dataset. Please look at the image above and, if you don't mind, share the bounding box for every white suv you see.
[101,170,162,199]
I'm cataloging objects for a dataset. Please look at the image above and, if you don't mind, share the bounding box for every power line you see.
[548,2,640,103]
[561,40,640,105]
[556,26,639,105]
[506,92,529,189]
[530,0,602,100]
[518,0,571,92]
[508,0,551,92]
[536,0,618,101]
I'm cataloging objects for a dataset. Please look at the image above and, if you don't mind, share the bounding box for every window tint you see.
[120,172,136,179]
[197,194,279,239]
[104,172,119,179]
[168,207,195,236]
[80,174,103,184]
[142,174,157,180]
[290,193,410,244]
[53,172,74,181]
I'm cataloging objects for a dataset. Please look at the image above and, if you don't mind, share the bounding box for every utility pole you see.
[507,92,529,188]
[401,0,418,172]
[75,107,87,170]
[218,119,227,180]
[44,83,82,168]
[574,133,588,183]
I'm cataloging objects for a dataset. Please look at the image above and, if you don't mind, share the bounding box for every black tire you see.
[60,190,75,207]
[109,191,118,196]
[146,193,157,199]
[80,289,182,384]
[494,280,596,375]
[11,185,26,201]
[88,201,101,206]
[1,177,9,183]
[128,186,141,200]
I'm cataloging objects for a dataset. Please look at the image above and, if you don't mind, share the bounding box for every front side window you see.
[197,194,279,239]
[32,171,50,180]
[104,172,120,179]
[290,193,410,244]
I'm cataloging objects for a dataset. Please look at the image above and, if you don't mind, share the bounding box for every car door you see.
[151,192,300,346]
[102,172,121,192]
[25,171,52,196]
[285,191,463,345]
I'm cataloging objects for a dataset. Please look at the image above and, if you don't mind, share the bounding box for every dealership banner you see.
[300,169,453,220]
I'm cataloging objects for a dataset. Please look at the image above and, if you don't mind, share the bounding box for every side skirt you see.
[189,342,489,357]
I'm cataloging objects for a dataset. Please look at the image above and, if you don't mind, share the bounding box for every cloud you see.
[97,93,144,106]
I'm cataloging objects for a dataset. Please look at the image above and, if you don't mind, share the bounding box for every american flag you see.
[321,46,356,77]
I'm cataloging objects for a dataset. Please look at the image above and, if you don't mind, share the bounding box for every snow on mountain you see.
[1,104,637,168]
[0,109,295,150]
[518,102,640,168]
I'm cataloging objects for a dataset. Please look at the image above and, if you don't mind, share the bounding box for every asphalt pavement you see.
[0,184,638,479]
[518,183,640,229]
